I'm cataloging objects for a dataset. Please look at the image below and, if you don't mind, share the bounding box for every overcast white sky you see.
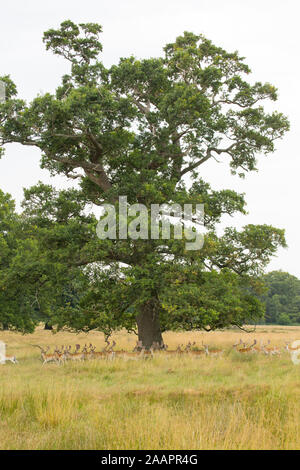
[0,0,299,276]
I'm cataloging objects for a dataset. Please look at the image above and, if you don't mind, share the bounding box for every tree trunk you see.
[136,299,163,349]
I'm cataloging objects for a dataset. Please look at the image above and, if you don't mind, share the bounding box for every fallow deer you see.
[66,345,85,362]
[237,339,257,353]
[32,345,60,365]
[262,340,281,356]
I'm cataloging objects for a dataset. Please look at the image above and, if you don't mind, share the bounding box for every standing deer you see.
[262,340,281,356]
[237,339,257,353]
[31,345,60,365]
[54,346,67,364]
[66,345,86,362]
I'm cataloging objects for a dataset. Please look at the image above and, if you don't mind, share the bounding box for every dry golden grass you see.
[1,325,300,450]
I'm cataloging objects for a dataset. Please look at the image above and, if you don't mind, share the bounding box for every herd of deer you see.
[231,339,300,356]
[31,341,152,365]
[27,338,300,365]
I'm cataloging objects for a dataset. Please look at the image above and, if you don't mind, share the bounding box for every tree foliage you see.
[0,189,37,331]
[0,21,289,343]
[262,271,300,325]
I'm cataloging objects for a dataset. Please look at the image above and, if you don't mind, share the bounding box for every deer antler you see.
[108,340,116,352]
[30,344,44,351]
[102,339,110,352]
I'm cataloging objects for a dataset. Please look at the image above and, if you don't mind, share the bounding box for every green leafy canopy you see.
[0,21,289,335]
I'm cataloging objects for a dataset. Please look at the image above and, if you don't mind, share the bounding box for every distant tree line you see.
[260,271,300,325]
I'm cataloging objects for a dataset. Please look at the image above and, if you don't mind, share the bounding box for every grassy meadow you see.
[1,325,300,450]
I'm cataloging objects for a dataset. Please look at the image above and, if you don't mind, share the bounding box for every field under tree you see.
[1,325,300,450]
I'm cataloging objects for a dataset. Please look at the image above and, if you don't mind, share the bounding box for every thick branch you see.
[84,168,112,192]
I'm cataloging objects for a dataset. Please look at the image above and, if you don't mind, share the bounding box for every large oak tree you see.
[0,21,289,345]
